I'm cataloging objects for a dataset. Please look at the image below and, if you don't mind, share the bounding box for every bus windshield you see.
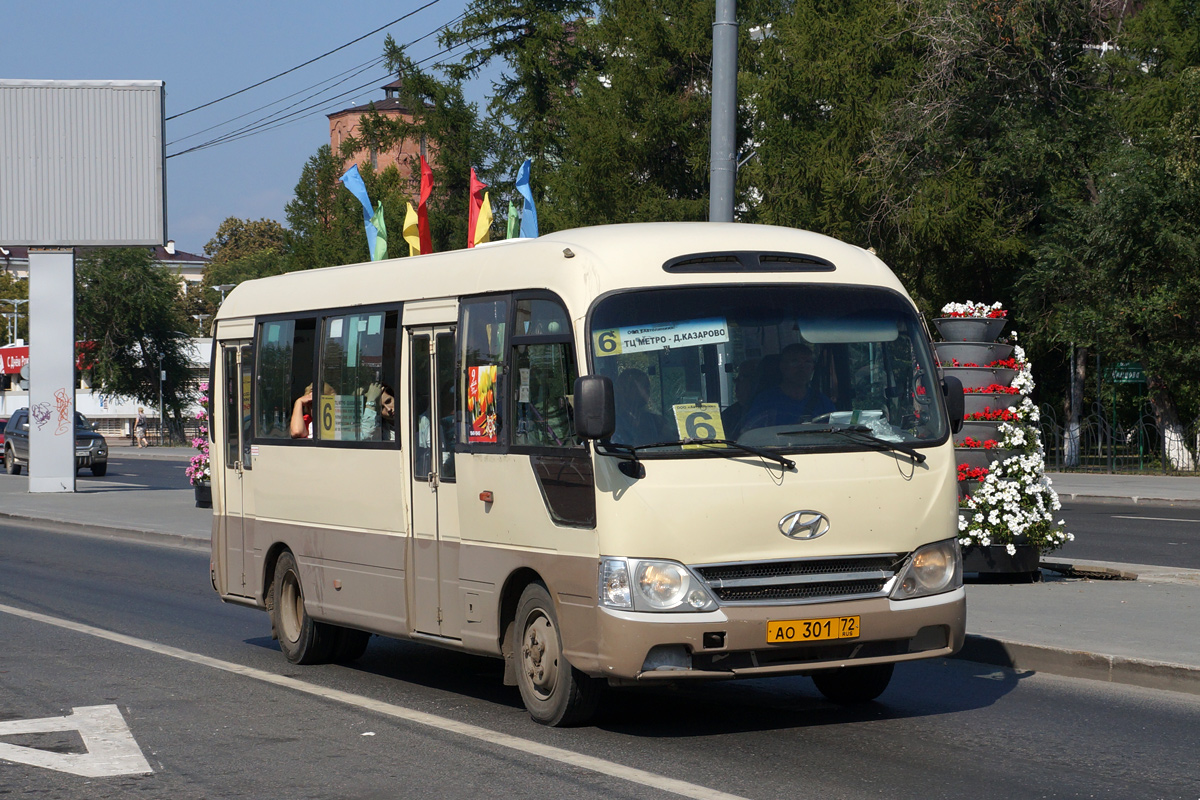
[589,284,947,454]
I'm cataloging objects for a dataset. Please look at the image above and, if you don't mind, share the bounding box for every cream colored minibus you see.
[209,222,967,726]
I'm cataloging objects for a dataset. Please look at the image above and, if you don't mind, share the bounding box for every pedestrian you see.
[135,407,148,448]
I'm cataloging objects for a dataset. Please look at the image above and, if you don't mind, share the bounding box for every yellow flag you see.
[473,192,493,247]
[403,202,421,256]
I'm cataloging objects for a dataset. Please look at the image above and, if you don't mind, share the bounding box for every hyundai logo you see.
[779,510,830,540]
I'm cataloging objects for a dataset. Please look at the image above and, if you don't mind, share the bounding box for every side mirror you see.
[573,375,615,440]
[942,375,965,434]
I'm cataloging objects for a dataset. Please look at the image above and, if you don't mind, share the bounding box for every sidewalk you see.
[2,460,1199,695]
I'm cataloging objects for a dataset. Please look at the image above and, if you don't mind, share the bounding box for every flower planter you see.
[957,420,1004,444]
[958,480,980,500]
[933,342,1015,366]
[954,447,1021,470]
[963,392,1026,416]
[194,482,212,509]
[941,366,1019,391]
[962,543,1040,575]
[933,317,1008,343]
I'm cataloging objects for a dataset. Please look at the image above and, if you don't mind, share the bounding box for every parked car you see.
[3,408,108,476]
[0,417,7,449]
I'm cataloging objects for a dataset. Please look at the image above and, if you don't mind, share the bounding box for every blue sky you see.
[4,0,492,257]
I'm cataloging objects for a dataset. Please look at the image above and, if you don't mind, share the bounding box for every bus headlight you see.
[599,558,718,612]
[890,539,962,600]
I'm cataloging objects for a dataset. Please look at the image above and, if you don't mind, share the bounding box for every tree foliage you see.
[75,248,193,420]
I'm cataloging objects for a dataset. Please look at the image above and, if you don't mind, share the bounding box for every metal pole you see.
[709,0,738,223]
[158,353,164,446]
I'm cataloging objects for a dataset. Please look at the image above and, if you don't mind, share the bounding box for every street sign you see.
[1106,361,1145,384]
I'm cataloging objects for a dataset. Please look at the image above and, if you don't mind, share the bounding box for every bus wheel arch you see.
[499,568,543,687]
[512,581,601,726]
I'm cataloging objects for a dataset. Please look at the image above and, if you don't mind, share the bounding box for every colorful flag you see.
[506,201,519,239]
[468,168,487,248]
[418,155,433,256]
[474,192,494,247]
[370,200,387,261]
[340,164,383,260]
[515,158,538,238]
[403,202,421,256]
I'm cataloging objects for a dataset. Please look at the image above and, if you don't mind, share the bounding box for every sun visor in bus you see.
[662,252,836,273]
[798,316,900,343]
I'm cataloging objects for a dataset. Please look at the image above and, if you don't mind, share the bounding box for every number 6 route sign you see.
[672,403,726,448]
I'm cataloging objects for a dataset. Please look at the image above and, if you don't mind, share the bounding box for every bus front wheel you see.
[812,663,894,704]
[514,583,600,727]
[271,550,335,665]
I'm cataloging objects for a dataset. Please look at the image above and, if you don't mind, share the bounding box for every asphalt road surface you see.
[2,521,1199,799]
[1054,500,1200,569]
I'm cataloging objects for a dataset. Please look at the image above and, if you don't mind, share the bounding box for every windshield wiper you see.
[595,438,795,475]
[828,425,927,464]
[775,425,927,463]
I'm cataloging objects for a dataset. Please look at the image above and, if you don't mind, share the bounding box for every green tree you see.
[378,39,500,251]
[545,0,723,229]
[204,217,288,265]
[441,0,596,212]
[75,248,194,436]
[0,271,29,345]
[286,145,366,269]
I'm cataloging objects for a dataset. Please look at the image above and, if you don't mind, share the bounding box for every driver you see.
[741,342,835,429]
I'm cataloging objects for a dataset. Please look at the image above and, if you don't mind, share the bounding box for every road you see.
[1053,500,1200,569]
[2,520,1200,799]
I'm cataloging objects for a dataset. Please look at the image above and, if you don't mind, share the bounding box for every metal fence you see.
[1039,402,1200,474]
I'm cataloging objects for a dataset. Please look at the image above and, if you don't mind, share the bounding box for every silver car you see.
[3,408,109,477]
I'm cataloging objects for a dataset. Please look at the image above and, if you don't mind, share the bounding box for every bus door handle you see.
[428,471,438,490]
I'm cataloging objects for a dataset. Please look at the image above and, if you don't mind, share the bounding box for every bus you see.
[208,222,967,726]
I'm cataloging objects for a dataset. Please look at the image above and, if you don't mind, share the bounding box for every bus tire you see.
[271,550,335,665]
[331,627,371,663]
[514,583,600,727]
[812,663,894,704]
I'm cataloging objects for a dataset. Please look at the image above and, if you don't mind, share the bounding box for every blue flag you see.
[341,164,381,260]
[515,158,538,238]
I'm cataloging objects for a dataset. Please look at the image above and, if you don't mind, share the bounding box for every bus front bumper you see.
[581,587,966,682]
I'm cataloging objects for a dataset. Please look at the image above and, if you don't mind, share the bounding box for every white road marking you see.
[0,603,747,800]
[1111,515,1200,524]
[0,705,153,777]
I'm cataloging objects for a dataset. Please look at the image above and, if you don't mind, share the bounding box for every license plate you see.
[767,616,860,644]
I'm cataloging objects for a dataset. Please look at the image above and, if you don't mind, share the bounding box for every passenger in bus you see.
[721,359,759,438]
[360,381,396,441]
[741,342,835,429]
[289,383,335,439]
[613,368,673,445]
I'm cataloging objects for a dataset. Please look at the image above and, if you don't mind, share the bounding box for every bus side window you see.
[317,310,399,444]
[256,318,316,440]
[459,296,508,447]
[510,296,580,450]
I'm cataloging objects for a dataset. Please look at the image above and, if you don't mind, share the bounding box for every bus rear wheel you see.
[812,663,894,704]
[514,583,600,727]
[271,550,335,665]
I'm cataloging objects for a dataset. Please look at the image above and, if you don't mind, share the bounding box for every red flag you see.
[468,168,487,248]
[418,155,433,256]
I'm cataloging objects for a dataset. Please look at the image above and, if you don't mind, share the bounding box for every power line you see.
[166,0,443,121]
[167,55,387,148]
[167,37,481,158]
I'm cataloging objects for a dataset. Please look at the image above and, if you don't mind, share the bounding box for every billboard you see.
[0,80,166,246]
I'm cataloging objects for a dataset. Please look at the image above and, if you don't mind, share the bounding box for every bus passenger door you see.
[220,341,252,595]
[409,327,460,637]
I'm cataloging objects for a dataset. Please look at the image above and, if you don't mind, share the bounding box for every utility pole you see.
[709,0,738,223]
[158,352,164,446]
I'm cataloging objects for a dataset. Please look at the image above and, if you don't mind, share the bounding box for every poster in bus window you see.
[468,365,499,443]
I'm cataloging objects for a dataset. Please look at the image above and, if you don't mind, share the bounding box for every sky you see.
[3,0,494,257]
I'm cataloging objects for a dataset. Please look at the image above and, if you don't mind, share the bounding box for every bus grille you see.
[692,555,901,605]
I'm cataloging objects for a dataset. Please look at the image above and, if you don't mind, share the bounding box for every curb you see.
[0,512,210,553]
[953,634,1200,696]
[1054,492,1200,509]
